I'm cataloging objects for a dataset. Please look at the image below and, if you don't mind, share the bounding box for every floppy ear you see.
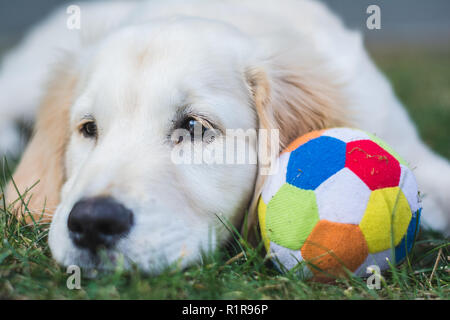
[244,49,349,244]
[5,61,77,223]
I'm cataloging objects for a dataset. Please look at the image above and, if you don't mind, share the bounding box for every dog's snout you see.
[68,197,133,252]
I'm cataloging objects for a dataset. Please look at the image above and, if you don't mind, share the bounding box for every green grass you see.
[0,50,449,300]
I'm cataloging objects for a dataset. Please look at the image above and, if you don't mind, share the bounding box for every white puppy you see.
[1,0,449,273]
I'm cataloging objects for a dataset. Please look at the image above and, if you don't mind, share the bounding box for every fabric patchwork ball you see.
[258,127,421,280]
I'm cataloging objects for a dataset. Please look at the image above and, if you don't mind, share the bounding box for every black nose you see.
[68,197,133,252]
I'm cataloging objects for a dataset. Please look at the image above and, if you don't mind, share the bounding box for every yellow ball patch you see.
[257,197,270,252]
[359,187,412,253]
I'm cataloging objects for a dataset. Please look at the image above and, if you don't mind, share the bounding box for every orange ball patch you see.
[301,220,369,278]
[282,130,324,153]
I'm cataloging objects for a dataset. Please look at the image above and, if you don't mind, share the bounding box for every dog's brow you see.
[80,114,95,122]
[172,106,223,132]
[173,105,191,123]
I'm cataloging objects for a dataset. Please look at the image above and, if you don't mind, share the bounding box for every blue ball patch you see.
[395,208,421,263]
[286,136,346,190]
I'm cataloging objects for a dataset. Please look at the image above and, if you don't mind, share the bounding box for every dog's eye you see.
[178,117,208,143]
[80,121,97,139]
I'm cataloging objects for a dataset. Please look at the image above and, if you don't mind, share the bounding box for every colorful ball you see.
[258,128,421,279]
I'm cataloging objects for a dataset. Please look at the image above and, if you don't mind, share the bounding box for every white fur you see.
[1,0,449,273]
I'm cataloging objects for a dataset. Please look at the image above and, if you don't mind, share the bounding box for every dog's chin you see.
[67,249,123,273]
[50,243,160,277]
[49,239,121,272]
[63,248,141,278]
[49,238,161,275]
[50,243,204,277]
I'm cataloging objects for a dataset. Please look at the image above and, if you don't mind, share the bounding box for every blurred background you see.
[0,0,449,159]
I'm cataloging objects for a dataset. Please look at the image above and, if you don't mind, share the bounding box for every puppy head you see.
[48,19,261,272]
[11,17,345,273]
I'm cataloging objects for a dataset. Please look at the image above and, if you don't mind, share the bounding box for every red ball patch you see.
[345,140,400,190]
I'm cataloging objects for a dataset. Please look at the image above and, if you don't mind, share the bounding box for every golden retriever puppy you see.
[1,0,449,273]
